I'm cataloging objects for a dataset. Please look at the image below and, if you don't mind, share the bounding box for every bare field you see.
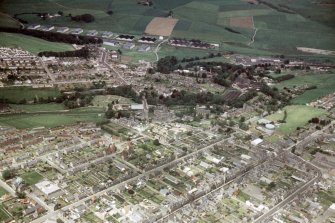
[296,47,335,56]
[145,17,178,36]
[230,16,254,28]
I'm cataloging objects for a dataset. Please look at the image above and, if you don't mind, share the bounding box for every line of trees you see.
[106,85,140,103]
[38,47,90,58]
[180,52,222,63]
[273,74,295,82]
[70,14,95,23]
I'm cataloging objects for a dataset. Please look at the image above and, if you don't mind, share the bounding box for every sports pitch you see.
[266,105,327,135]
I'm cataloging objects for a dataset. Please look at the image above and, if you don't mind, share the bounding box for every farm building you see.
[56,27,69,33]
[138,44,150,52]
[70,28,83,35]
[101,31,113,38]
[87,30,98,36]
[117,34,135,41]
[138,36,156,44]
[40,25,54,31]
[123,42,135,50]
[103,40,119,47]
[27,24,40,30]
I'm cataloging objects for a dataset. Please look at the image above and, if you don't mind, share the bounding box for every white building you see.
[251,138,263,146]
[35,180,62,199]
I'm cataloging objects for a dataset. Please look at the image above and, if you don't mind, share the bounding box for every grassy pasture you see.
[10,103,66,112]
[106,44,221,64]
[266,105,327,134]
[173,2,219,24]
[0,87,61,104]
[172,21,248,43]
[219,2,268,12]
[0,187,8,197]
[0,32,74,54]
[253,28,335,52]
[257,0,335,28]
[275,72,335,104]
[218,9,272,18]
[173,19,192,31]
[0,112,105,129]
[0,12,21,28]
[152,0,195,10]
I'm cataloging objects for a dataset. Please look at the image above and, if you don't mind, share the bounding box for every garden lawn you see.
[266,105,327,134]
[21,171,43,185]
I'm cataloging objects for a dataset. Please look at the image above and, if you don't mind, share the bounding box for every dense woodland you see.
[38,47,90,58]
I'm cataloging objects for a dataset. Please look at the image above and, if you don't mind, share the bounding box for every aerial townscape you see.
[0,0,334,223]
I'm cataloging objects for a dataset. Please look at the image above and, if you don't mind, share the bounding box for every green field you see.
[0,12,20,28]
[0,32,74,54]
[275,72,335,104]
[0,111,106,129]
[318,189,335,208]
[10,103,66,112]
[0,87,61,103]
[266,105,327,134]
[0,187,8,197]
[21,171,43,185]
[106,44,222,64]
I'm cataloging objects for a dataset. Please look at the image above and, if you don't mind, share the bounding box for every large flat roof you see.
[35,180,61,195]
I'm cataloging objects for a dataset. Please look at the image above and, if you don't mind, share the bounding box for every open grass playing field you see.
[266,105,327,134]
[0,32,74,54]
[10,103,66,112]
[0,110,106,129]
[275,72,335,104]
[0,87,61,104]
[21,171,43,185]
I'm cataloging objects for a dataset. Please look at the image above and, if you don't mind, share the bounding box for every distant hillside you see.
[0,0,334,58]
